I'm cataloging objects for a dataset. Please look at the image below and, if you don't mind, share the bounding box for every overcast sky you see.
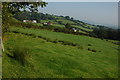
[39,2,118,29]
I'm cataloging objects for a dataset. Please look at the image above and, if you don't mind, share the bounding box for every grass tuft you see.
[12,46,31,66]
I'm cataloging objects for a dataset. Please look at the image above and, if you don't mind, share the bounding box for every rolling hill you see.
[2,25,118,78]
[2,12,119,78]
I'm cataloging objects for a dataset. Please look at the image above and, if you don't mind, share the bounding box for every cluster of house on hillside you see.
[22,20,89,33]
[23,20,53,25]
[23,20,37,23]
[69,27,81,32]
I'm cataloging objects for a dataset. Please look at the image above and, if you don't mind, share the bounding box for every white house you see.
[23,20,27,23]
[23,20,37,23]
[43,22,48,25]
[32,20,37,23]
[72,28,77,32]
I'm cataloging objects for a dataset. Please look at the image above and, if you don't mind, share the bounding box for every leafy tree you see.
[65,23,71,29]
[65,16,70,20]
[92,26,119,40]
[58,21,62,24]
[71,17,74,20]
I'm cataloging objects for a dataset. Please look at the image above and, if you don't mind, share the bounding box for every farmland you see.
[13,11,96,34]
[2,26,118,78]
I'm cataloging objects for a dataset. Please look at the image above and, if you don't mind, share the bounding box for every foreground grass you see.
[3,27,118,78]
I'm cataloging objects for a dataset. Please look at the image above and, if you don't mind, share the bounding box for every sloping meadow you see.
[2,26,118,78]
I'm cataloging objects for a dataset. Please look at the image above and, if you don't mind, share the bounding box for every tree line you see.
[90,26,119,41]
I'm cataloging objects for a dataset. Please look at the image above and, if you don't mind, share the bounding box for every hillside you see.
[13,11,119,41]
[3,25,118,78]
[13,11,96,34]
[2,2,119,78]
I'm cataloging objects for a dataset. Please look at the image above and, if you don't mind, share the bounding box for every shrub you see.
[28,34,36,38]
[62,41,68,45]
[66,42,73,45]
[32,34,37,38]
[28,34,33,36]
[42,37,47,40]
[71,43,76,46]
[58,40,64,43]
[24,33,28,35]
[38,35,42,38]
[53,40,58,43]
[106,40,108,41]
[88,44,92,46]
[88,48,91,51]
[77,46,83,49]
[91,49,97,52]
[99,50,101,52]
[46,38,52,42]
[20,32,24,35]
[12,31,20,33]
[12,46,31,66]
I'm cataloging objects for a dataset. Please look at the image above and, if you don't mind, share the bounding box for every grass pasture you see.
[3,26,118,78]
[52,24,64,28]
[40,20,57,24]
[84,24,96,29]
[57,19,76,25]
[72,25,93,32]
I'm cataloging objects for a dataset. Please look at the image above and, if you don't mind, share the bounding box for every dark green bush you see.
[38,35,42,38]
[91,49,97,52]
[77,46,83,49]
[53,40,58,43]
[88,44,92,46]
[12,46,30,66]
[88,48,91,51]
[46,38,51,42]
[12,31,20,33]
[71,43,76,46]
[61,41,68,45]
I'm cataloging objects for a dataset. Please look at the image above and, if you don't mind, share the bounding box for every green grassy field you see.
[40,20,58,24]
[84,24,96,28]
[57,19,76,25]
[71,25,93,32]
[3,26,118,78]
[52,24,64,28]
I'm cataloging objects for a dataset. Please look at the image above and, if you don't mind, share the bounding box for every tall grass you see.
[12,46,30,66]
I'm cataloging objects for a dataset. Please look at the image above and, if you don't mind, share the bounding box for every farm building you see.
[43,21,53,26]
[70,27,81,32]
[23,20,37,23]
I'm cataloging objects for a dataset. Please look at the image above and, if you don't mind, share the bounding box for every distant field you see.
[31,23,43,26]
[57,19,76,25]
[52,24,64,28]
[2,26,118,78]
[71,25,93,32]
[40,20,57,24]
[84,24,96,29]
